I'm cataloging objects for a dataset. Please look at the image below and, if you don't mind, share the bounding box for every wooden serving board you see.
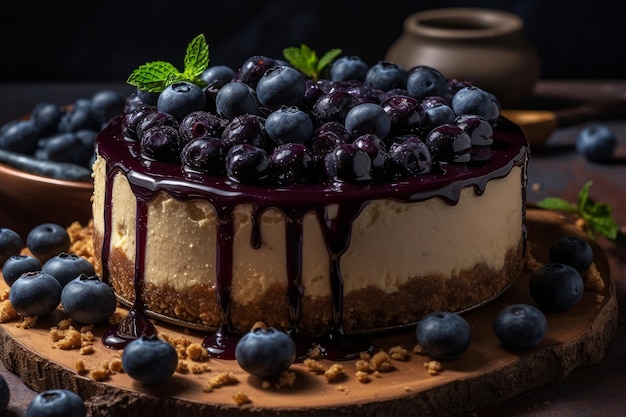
[0,209,618,417]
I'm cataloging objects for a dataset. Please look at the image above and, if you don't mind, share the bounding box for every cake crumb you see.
[79,345,95,355]
[303,358,326,374]
[582,263,604,291]
[186,342,209,361]
[424,360,442,375]
[109,358,124,373]
[67,221,97,270]
[369,351,394,372]
[276,370,296,388]
[307,345,322,359]
[75,359,88,375]
[0,300,18,322]
[16,316,38,328]
[232,390,251,405]
[355,370,370,383]
[413,344,426,355]
[324,364,344,382]
[388,345,409,361]
[203,372,238,392]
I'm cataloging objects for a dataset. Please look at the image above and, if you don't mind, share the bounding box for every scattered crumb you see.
[388,345,409,361]
[582,263,605,291]
[413,344,426,355]
[16,316,38,328]
[79,345,95,355]
[67,221,97,272]
[75,359,88,375]
[203,372,238,392]
[324,363,344,382]
[424,360,442,376]
[369,351,394,372]
[355,370,369,383]
[303,358,326,374]
[232,390,251,405]
[0,300,18,322]
[307,345,322,359]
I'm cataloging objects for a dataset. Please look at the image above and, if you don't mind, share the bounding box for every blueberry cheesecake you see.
[91,35,529,342]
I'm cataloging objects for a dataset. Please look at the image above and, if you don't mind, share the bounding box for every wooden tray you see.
[0,209,618,417]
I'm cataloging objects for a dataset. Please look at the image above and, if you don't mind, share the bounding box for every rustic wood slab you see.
[0,209,618,417]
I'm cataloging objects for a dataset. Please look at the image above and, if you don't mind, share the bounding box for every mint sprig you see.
[536,181,625,246]
[127,34,209,93]
[282,44,342,81]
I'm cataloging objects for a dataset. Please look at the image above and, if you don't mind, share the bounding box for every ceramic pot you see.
[386,8,541,108]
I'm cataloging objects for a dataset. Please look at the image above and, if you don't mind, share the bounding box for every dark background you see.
[1,0,624,82]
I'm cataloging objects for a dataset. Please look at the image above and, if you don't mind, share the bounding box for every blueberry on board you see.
[61,274,116,324]
[26,389,86,417]
[549,235,594,272]
[0,374,9,413]
[0,227,23,267]
[0,119,40,154]
[576,123,617,162]
[26,223,71,263]
[406,66,448,100]
[2,254,42,287]
[256,65,307,109]
[264,107,313,145]
[42,253,96,288]
[200,65,237,84]
[122,335,178,385]
[215,81,261,120]
[9,271,62,317]
[493,304,547,350]
[416,311,472,359]
[344,102,392,139]
[331,56,369,82]
[235,326,297,379]
[529,263,584,311]
[364,61,408,92]
[157,81,207,122]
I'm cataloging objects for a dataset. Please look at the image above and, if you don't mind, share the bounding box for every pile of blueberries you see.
[124,57,501,186]
[0,90,126,181]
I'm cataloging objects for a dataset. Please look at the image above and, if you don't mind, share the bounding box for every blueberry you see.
[493,304,547,350]
[58,100,98,133]
[200,65,236,84]
[136,111,179,142]
[122,335,178,385]
[451,86,500,122]
[0,227,23,266]
[364,61,408,91]
[549,235,594,272]
[265,107,313,145]
[2,254,42,287]
[353,133,388,178]
[42,253,96,288]
[576,124,617,162]
[235,55,279,89]
[26,223,70,263]
[26,389,86,417]
[422,103,457,131]
[270,143,316,184]
[220,114,269,149]
[157,81,206,121]
[121,105,156,140]
[31,102,64,137]
[181,136,226,175]
[178,110,227,143]
[416,311,471,359]
[256,65,307,109]
[36,132,82,164]
[330,56,369,82]
[406,66,448,100]
[380,95,423,135]
[90,89,126,126]
[425,124,472,164]
[344,103,392,139]
[0,119,40,154]
[388,135,433,178]
[0,374,8,413]
[325,143,372,183]
[61,274,117,324]
[311,91,360,125]
[140,125,183,163]
[529,263,584,311]
[235,326,296,379]
[136,88,160,107]
[455,114,493,146]
[9,271,62,317]
[225,144,271,185]
[215,81,261,120]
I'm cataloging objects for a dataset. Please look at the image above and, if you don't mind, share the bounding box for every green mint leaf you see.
[127,61,183,93]
[536,197,578,213]
[183,34,210,81]
[576,180,592,212]
[587,215,620,240]
[317,48,342,73]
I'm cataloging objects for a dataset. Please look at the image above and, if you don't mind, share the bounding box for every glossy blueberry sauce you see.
[96,115,528,359]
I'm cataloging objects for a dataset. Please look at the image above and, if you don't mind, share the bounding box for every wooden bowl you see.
[0,162,93,239]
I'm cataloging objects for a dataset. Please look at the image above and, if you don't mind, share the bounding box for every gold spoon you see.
[501,99,626,147]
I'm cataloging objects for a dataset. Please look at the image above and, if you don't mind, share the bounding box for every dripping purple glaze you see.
[95,115,529,359]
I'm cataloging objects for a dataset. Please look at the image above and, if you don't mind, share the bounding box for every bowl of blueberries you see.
[0,90,128,238]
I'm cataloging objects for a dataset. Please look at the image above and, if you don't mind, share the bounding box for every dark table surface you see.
[0,80,625,416]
